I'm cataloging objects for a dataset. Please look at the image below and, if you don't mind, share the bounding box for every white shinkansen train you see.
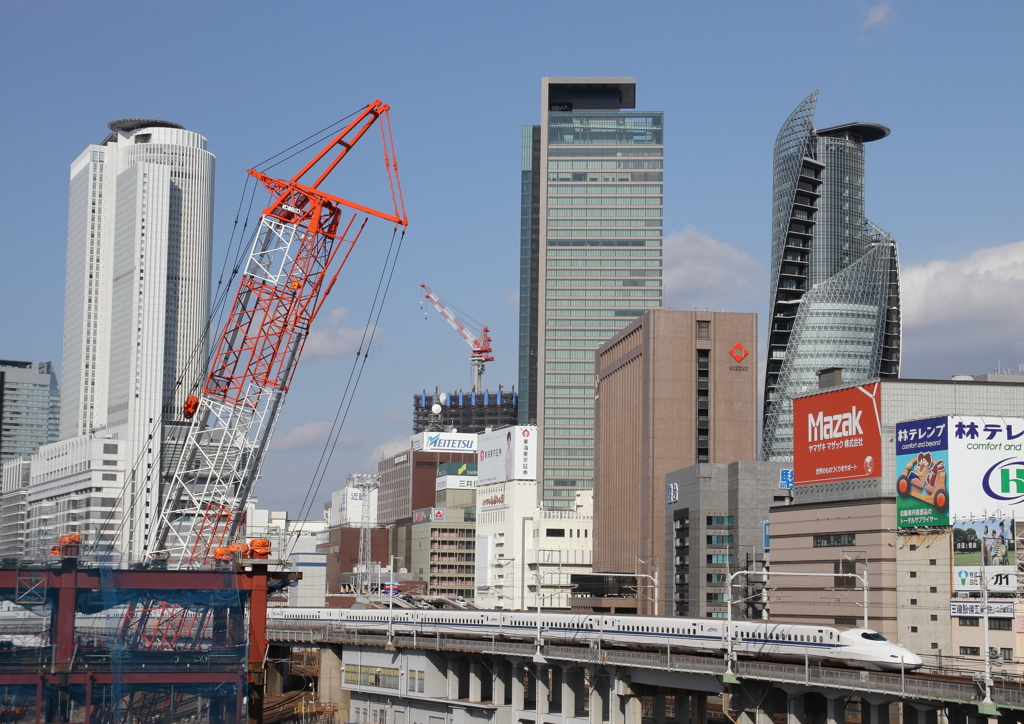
[269,608,922,672]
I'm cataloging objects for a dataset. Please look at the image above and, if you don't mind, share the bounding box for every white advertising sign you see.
[949,600,1015,619]
[410,431,478,453]
[897,415,1024,526]
[477,426,537,485]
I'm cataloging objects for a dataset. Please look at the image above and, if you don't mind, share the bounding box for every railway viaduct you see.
[267,624,1024,724]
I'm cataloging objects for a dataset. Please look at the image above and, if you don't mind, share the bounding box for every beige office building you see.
[591,309,758,614]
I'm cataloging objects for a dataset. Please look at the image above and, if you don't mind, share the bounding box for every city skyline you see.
[3,4,1024,513]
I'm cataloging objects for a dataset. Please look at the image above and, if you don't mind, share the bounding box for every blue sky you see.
[3,2,1024,516]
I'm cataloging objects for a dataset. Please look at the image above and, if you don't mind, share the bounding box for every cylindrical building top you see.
[108,118,185,134]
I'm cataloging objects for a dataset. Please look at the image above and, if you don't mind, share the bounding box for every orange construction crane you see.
[420,283,493,391]
[117,100,407,724]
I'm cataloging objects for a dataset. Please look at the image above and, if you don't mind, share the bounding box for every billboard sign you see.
[780,469,794,489]
[793,383,882,485]
[411,431,478,453]
[896,415,1024,527]
[477,426,537,485]
[949,600,1015,618]
[895,416,949,528]
[952,518,1016,592]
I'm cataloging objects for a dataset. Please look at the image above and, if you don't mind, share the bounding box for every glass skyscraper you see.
[519,78,664,507]
[761,91,901,461]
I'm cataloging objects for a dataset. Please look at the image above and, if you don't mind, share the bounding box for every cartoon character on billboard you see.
[896,452,948,512]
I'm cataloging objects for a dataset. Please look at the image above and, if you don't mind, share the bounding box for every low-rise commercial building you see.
[665,461,791,619]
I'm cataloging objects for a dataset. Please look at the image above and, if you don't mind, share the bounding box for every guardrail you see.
[266,624,1024,710]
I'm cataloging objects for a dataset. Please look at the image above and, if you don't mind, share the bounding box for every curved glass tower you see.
[761,92,901,461]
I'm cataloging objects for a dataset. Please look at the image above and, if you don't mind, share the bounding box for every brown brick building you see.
[591,309,758,614]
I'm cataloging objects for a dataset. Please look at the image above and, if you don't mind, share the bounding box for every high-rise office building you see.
[518,78,664,507]
[761,91,901,462]
[35,119,215,559]
[0,360,60,463]
[588,310,758,615]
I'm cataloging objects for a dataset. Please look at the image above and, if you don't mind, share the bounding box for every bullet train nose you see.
[891,648,923,669]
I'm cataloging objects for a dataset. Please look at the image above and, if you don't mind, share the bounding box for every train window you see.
[861,632,887,641]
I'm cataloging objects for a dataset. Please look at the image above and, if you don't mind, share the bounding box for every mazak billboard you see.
[477,426,537,485]
[793,383,882,485]
[896,415,1024,527]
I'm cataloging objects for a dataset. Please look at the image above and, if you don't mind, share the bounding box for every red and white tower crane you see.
[421,283,493,392]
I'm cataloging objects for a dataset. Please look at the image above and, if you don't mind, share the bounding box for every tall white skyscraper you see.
[38,119,215,559]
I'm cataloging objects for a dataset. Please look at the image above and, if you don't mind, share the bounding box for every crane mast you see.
[421,283,493,392]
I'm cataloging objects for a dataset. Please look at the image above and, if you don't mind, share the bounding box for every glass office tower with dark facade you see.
[761,91,901,461]
[519,78,664,507]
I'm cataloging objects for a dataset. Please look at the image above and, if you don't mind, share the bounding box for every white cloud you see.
[272,420,363,451]
[303,307,379,361]
[662,226,766,312]
[901,240,1024,377]
[864,4,892,28]
[363,435,410,469]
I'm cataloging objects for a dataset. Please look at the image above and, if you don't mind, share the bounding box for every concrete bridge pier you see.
[513,659,526,714]
[536,664,551,715]
[589,666,606,724]
[673,694,690,724]
[787,694,805,724]
[903,703,938,724]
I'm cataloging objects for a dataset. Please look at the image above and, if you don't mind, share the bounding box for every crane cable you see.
[287,226,408,553]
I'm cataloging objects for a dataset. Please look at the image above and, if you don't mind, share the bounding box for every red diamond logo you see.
[729,343,749,363]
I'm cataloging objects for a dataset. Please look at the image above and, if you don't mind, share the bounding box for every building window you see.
[929,559,937,565]
[909,599,917,606]
[930,615,938,621]
[696,349,710,462]
[929,587,937,593]
[1001,648,1014,661]
[814,533,855,547]
[990,618,1013,630]
[103,444,118,454]
[909,571,917,578]
[960,647,981,656]
[707,516,733,526]
[909,545,917,551]
[959,618,980,627]
[696,321,710,339]
[931,642,939,650]
[910,626,918,633]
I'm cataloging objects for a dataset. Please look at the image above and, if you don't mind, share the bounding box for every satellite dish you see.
[431,404,442,415]
[439,392,449,405]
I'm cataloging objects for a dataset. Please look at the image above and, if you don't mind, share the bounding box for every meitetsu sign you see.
[410,431,477,453]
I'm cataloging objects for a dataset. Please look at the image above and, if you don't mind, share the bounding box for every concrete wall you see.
[768,498,898,640]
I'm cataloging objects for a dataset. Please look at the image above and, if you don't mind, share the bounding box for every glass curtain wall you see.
[540,111,664,506]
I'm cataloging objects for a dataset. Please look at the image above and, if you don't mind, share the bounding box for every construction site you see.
[0,100,409,723]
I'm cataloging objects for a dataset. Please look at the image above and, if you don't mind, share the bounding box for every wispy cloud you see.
[662,226,766,312]
[272,420,363,451]
[901,240,1024,377]
[303,308,380,361]
[363,435,410,469]
[864,4,892,28]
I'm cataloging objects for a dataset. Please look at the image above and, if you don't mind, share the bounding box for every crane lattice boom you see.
[420,283,493,392]
[147,100,406,569]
